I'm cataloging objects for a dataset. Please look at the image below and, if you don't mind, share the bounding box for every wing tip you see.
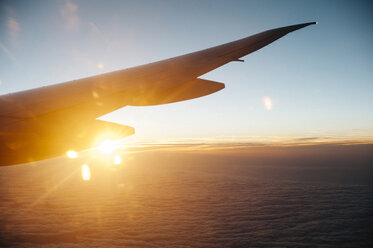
[276,21,317,35]
[291,21,318,29]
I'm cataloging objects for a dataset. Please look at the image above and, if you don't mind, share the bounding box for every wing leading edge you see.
[0,22,316,166]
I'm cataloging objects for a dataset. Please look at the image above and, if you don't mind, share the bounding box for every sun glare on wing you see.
[81,164,91,181]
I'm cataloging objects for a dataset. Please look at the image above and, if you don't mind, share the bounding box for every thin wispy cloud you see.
[0,41,17,63]
[89,22,100,34]
[132,135,373,146]
[119,136,373,156]
[60,0,80,31]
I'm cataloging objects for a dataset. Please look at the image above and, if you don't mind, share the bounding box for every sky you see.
[0,0,372,144]
[0,2,372,245]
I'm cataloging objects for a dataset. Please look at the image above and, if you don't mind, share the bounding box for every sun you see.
[98,139,120,154]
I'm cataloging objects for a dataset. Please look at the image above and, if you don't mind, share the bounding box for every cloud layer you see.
[0,143,372,247]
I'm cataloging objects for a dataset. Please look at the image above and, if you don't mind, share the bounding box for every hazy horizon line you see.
[122,136,373,148]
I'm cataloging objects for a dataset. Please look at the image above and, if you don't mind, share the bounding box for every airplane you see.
[0,22,316,166]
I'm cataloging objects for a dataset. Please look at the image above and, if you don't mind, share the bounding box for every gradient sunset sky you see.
[0,0,372,144]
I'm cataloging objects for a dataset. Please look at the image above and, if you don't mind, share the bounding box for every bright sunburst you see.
[98,139,120,154]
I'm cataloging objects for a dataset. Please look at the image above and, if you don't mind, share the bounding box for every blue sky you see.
[0,0,372,143]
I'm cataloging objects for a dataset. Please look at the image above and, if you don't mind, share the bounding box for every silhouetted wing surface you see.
[0,22,316,166]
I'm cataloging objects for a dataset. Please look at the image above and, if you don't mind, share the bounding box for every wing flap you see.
[127,78,225,106]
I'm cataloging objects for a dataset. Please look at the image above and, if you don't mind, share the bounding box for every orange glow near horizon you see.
[81,164,91,181]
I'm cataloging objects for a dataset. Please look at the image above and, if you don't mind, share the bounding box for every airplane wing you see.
[0,22,316,166]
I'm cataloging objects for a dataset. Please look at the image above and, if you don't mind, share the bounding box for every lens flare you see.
[262,96,273,111]
[113,155,122,165]
[81,164,91,181]
[66,150,78,159]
